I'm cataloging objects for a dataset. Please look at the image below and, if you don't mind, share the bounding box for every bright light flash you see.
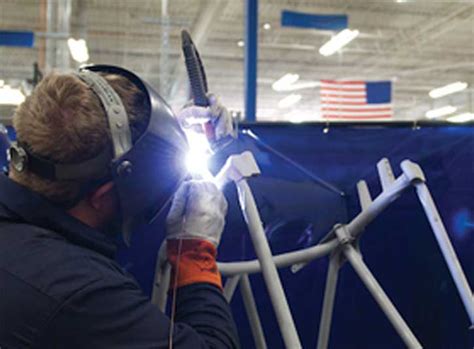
[184,130,214,180]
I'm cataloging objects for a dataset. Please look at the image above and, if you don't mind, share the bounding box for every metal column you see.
[160,0,170,97]
[244,0,258,122]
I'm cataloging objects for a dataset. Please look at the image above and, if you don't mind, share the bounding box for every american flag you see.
[320,80,393,119]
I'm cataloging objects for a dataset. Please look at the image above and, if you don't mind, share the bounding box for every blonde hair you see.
[11,72,149,206]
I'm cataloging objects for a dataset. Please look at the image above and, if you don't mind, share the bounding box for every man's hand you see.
[166,180,227,246]
[165,180,228,289]
[177,94,236,141]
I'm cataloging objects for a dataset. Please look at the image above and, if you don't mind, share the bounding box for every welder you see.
[0,65,239,348]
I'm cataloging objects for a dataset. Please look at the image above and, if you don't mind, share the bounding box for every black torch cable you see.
[181,29,209,107]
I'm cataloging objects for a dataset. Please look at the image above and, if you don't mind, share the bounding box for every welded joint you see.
[214,151,261,187]
[333,224,361,267]
[401,160,426,184]
[334,224,354,246]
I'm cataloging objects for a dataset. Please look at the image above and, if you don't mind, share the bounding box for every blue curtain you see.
[119,123,473,348]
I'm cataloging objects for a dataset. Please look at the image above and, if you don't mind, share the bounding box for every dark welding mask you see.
[8,65,189,243]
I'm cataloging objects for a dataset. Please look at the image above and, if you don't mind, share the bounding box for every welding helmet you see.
[8,65,189,243]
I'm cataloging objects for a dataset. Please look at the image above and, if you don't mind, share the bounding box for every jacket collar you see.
[0,174,116,258]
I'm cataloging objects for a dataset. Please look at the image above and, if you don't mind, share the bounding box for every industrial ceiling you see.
[0,0,473,122]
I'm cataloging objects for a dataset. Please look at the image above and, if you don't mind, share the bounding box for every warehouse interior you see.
[0,1,473,348]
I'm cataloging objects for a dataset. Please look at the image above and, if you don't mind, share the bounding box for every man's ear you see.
[89,181,116,211]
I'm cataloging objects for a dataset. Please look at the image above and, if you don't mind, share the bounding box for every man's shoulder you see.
[0,220,132,302]
[0,222,148,348]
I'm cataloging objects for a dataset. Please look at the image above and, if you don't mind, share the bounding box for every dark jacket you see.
[0,175,239,348]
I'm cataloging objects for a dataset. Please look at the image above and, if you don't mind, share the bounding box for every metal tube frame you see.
[343,243,423,349]
[240,274,267,349]
[316,252,342,349]
[223,275,241,302]
[152,157,473,348]
[236,179,302,348]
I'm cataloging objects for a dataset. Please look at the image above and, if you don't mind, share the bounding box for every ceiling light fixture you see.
[237,40,245,47]
[319,29,359,57]
[67,38,90,63]
[278,94,302,108]
[272,74,320,92]
[272,73,299,91]
[446,112,474,123]
[0,85,25,105]
[429,81,468,99]
[280,81,320,92]
[263,23,271,30]
[425,105,457,119]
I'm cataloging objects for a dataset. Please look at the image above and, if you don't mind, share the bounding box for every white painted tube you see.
[415,183,474,326]
[236,179,302,348]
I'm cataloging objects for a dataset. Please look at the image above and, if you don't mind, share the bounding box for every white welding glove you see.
[177,94,236,141]
[166,180,228,246]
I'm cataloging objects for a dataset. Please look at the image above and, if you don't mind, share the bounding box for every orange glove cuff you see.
[167,239,222,290]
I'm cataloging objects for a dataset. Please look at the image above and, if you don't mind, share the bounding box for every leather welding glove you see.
[165,180,228,289]
[177,93,237,141]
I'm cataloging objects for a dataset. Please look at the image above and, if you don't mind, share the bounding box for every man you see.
[0,65,239,348]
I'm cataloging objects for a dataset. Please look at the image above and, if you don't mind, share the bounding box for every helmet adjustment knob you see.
[116,160,133,177]
[9,144,28,173]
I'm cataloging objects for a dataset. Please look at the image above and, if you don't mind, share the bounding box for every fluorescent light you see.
[263,23,271,30]
[429,81,468,99]
[319,29,359,57]
[272,73,299,91]
[237,40,244,47]
[279,81,320,92]
[425,105,457,119]
[272,74,320,92]
[447,112,474,123]
[67,38,89,63]
[278,94,302,108]
[0,85,25,105]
